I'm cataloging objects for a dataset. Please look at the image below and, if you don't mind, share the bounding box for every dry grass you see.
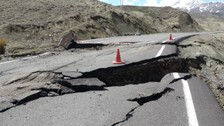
[0,38,8,54]
[0,38,7,46]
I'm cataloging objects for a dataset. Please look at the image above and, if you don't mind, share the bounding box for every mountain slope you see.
[119,6,201,32]
[178,2,224,31]
[0,0,202,55]
[168,0,203,10]
[186,2,224,15]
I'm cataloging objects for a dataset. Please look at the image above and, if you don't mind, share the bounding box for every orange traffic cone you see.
[113,48,124,64]
[169,34,173,40]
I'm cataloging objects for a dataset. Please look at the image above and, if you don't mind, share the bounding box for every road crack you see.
[111,87,174,126]
[169,74,192,84]
[111,106,138,126]
[128,87,174,105]
[1,54,205,112]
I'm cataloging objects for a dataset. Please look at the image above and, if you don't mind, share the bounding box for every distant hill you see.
[178,2,224,31]
[184,2,224,17]
[119,6,201,33]
[0,0,202,54]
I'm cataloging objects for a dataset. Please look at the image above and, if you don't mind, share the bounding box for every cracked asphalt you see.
[0,33,224,126]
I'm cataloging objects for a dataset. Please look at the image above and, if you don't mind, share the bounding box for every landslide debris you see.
[0,0,202,56]
[178,33,224,109]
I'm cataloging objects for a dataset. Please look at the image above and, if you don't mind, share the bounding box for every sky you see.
[99,0,224,6]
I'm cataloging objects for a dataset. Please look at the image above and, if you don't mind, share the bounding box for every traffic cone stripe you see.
[169,34,173,40]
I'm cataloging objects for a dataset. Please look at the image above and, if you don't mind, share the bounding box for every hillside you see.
[191,14,224,31]
[119,6,202,32]
[0,0,202,56]
[179,2,224,31]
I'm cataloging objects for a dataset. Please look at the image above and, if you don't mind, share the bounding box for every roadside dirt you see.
[178,33,224,109]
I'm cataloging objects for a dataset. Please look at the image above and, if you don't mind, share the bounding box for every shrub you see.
[0,38,8,54]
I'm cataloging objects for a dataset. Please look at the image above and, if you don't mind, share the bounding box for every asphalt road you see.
[0,33,224,126]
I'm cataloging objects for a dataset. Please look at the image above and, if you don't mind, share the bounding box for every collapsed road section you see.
[0,53,205,112]
[0,37,206,112]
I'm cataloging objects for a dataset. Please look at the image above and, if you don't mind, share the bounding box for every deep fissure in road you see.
[78,56,204,86]
[8,56,205,96]
[31,56,205,99]
[1,56,205,112]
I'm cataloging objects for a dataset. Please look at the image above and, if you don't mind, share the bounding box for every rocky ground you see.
[178,33,224,109]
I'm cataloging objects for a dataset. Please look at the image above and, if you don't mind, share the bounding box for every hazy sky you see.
[99,0,224,6]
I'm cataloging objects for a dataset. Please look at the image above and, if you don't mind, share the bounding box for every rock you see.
[218,84,224,91]
[59,32,78,50]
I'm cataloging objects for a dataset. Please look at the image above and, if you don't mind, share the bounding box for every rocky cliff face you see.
[0,0,202,54]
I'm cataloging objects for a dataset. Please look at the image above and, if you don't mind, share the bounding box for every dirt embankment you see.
[178,33,224,109]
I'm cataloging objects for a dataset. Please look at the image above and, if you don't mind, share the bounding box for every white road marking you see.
[39,52,52,57]
[0,60,18,65]
[58,38,63,45]
[0,52,53,65]
[173,73,199,126]
[20,56,38,61]
[155,45,166,57]
[162,40,167,43]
